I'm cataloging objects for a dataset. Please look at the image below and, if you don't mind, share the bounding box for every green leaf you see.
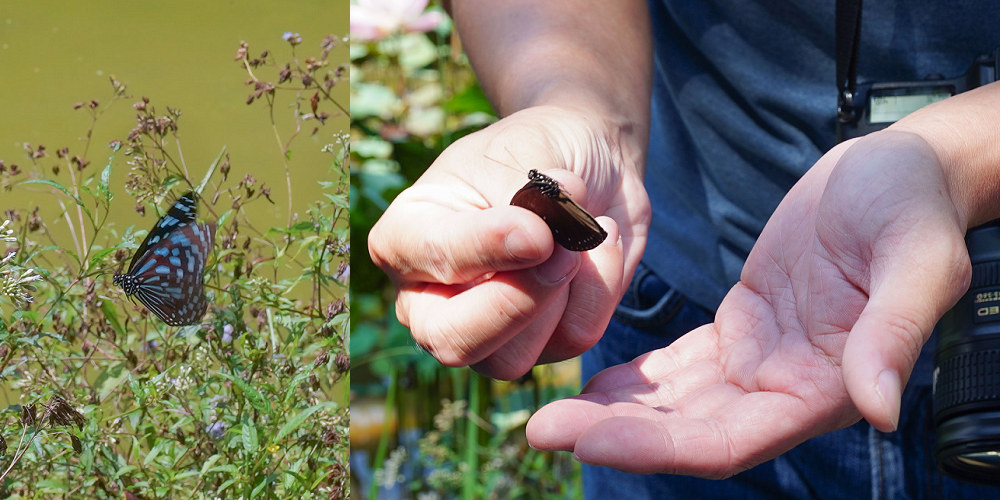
[288,220,316,233]
[143,441,163,466]
[198,147,227,195]
[443,83,497,116]
[18,179,92,219]
[251,478,268,498]
[241,420,259,454]
[396,32,437,71]
[112,465,138,479]
[99,158,113,202]
[208,464,240,474]
[21,244,62,264]
[325,192,348,210]
[349,323,379,358]
[350,83,398,119]
[282,371,315,406]
[349,42,368,61]
[171,470,201,481]
[99,299,126,338]
[89,247,118,273]
[352,137,393,159]
[275,401,338,441]
[35,479,69,492]
[200,454,223,475]
[175,324,202,340]
[19,179,74,198]
[219,371,272,413]
[219,478,238,492]
[94,363,129,401]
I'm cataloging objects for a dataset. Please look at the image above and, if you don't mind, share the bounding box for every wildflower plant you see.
[0,33,349,499]
[0,221,42,307]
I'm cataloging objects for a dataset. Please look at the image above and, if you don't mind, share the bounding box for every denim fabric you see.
[581,263,999,499]
[642,0,1000,311]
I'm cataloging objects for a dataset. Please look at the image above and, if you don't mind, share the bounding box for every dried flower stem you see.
[0,397,84,483]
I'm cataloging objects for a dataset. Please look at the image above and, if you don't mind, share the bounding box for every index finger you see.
[369,192,556,285]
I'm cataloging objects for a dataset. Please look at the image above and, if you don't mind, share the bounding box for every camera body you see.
[837,48,999,141]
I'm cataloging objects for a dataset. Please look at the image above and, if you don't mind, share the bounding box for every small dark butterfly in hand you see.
[113,191,215,326]
[510,169,607,251]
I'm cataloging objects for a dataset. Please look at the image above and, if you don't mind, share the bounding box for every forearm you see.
[447,0,652,166]
[889,81,1000,228]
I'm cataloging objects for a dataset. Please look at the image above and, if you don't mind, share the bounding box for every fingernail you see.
[876,369,901,431]
[505,227,538,261]
[536,249,579,284]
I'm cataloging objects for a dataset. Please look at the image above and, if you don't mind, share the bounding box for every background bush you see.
[350,2,582,498]
[0,15,350,499]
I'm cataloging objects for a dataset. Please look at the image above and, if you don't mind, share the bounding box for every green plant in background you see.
[350,1,582,498]
[0,34,349,499]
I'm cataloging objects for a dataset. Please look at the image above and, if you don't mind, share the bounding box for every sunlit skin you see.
[525,131,972,477]
[370,0,1000,477]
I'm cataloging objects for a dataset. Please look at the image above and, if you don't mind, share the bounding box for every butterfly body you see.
[113,192,214,326]
[510,169,607,252]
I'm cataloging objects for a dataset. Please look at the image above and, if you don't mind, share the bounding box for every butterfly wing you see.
[128,221,215,325]
[115,192,214,326]
[126,191,199,274]
[510,173,607,252]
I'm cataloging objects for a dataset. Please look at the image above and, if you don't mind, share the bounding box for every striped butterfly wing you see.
[113,192,215,326]
[126,192,199,273]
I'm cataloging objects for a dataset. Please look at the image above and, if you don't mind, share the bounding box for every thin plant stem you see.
[370,363,398,500]
[463,371,481,500]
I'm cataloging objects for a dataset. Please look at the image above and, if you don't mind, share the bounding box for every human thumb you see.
[841,227,970,432]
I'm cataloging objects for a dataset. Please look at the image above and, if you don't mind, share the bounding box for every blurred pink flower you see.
[351,0,446,41]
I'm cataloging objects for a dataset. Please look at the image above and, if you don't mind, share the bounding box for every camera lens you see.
[934,220,1000,486]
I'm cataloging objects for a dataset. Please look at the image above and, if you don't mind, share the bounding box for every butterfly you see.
[509,169,607,251]
[113,191,215,325]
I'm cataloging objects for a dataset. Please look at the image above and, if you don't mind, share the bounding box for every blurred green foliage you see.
[350,3,582,498]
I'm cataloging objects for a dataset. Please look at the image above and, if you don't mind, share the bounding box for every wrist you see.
[449,0,651,175]
[494,104,649,182]
[889,81,1000,228]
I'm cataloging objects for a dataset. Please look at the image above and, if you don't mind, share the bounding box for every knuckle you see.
[877,310,925,356]
[415,319,476,367]
[475,354,533,381]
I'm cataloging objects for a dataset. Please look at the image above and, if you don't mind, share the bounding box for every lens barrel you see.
[934,221,1000,486]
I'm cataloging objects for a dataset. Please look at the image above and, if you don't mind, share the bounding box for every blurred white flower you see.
[1,221,41,306]
[351,0,446,42]
[0,219,16,243]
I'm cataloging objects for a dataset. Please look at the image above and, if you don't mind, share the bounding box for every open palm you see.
[526,131,972,478]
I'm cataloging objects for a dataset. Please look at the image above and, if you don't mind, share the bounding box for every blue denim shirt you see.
[582,1,1000,497]
[642,0,1000,312]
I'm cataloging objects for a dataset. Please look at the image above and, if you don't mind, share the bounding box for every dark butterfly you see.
[113,191,215,326]
[509,169,607,251]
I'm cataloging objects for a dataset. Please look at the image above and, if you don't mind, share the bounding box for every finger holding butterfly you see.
[470,218,624,379]
[368,106,647,378]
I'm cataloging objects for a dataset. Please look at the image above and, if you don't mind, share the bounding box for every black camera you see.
[837,48,999,141]
[934,222,1000,485]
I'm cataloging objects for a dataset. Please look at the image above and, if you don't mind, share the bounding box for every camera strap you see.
[836,0,863,124]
